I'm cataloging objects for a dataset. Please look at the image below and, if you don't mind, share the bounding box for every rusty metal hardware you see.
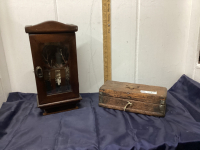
[160,100,165,105]
[35,66,43,78]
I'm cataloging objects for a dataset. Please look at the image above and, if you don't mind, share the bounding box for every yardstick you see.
[102,0,111,82]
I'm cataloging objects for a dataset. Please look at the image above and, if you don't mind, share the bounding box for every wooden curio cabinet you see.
[25,21,82,115]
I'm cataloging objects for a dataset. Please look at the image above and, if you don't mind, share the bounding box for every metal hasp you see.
[160,100,166,114]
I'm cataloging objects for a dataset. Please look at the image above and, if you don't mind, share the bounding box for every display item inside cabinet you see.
[25,21,82,115]
[42,43,71,95]
[99,80,167,117]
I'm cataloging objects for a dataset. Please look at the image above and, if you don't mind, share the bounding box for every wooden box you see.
[99,81,167,117]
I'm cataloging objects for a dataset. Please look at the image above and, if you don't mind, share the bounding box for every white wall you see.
[184,0,200,83]
[137,0,192,88]
[0,31,11,106]
[0,0,198,98]
[111,0,136,83]
[112,0,193,89]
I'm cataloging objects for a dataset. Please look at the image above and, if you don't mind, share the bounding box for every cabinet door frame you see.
[29,33,79,105]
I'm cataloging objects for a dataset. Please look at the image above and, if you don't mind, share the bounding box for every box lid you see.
[99,80,167,104]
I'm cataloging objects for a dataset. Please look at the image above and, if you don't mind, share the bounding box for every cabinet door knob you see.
[35,66,43,78]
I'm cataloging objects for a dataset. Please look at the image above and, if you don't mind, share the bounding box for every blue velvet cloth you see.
[0,75,200,150]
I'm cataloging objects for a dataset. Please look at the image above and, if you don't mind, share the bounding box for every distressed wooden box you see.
[99,81,167,117]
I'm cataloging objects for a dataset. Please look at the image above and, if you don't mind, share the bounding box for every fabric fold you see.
[0,75,200,150]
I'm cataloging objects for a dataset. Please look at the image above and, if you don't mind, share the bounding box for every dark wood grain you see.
[29,33,80,105]
[25,21,81,115]
[25,21,78,34]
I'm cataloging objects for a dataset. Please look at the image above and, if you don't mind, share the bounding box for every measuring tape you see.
[102,0,111,82]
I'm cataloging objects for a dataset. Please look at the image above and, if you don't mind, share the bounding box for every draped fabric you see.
[0,74,200,150]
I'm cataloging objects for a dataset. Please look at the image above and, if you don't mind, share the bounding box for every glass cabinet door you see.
[29,33,80,105]
[42,43,71,95]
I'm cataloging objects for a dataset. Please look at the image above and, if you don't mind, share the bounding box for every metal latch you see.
[160,100,165,105]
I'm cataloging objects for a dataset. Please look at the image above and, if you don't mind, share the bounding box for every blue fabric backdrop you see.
[0,75,200,150]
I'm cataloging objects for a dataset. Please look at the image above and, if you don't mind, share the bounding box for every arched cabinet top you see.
[25,21,78,34]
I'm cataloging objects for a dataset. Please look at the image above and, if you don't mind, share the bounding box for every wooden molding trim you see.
[25,21,78,34]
